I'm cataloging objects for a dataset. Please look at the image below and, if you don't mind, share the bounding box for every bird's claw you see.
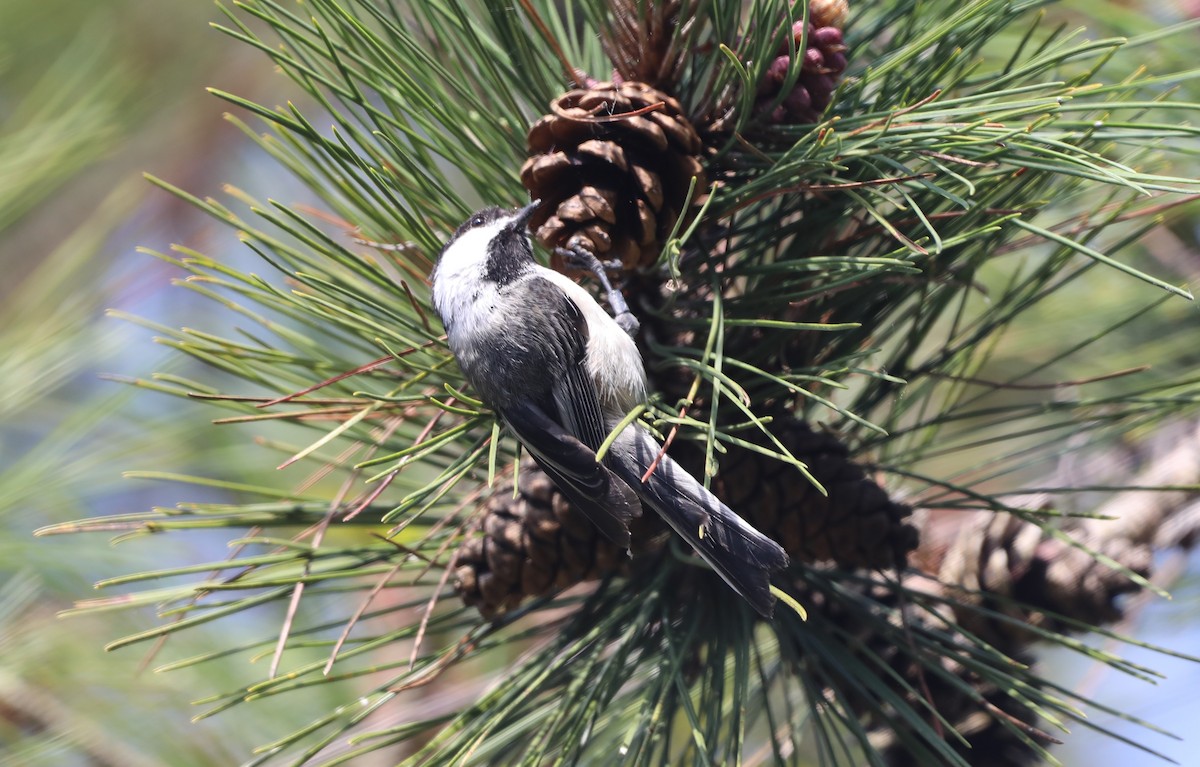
[555,245,639,339]
[615,310,640,337]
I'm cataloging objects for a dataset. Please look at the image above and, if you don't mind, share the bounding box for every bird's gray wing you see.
[498,276,641,547]
[515,276,609,454]
[503,399,641,546]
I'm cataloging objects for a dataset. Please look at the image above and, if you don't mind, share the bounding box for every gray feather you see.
[608,427,790,617]
[502,399,641,547]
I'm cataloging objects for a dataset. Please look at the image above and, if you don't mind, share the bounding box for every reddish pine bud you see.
[766,55,792,86]
[802,47,825,72]
[750,4,850,126]
[784,85,814,120]
[812,26,845,50]
[803,72,836,107]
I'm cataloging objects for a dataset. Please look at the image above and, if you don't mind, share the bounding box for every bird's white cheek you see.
[432,219,508,326]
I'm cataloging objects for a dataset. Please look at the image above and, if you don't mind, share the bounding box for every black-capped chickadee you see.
[431,201,789,616]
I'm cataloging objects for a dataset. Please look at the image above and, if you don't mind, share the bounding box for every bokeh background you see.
[1,1,1197,765]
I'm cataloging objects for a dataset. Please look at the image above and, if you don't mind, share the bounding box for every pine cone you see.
[868,423,1200,764]
[452,461,663,619]
[755,17,849,125]
[788,575,1045,767]
[454,416,917,618]
[859,513,1152,766]
[936,511,1151,651]
[697,417,917,569]
[775,568,1053,767]
[521,81,705,271]
[602,0,696,90]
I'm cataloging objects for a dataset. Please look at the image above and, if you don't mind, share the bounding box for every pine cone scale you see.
[522,81,705,270]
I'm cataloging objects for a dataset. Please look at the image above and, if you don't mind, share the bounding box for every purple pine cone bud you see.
[824,51,847,74]
[766,55,791,86]
[803,47,825,72]
[783,86,817,123]
[802,72,836,109]
[755,98,788,124]
[750,4,850,127]
[812,26,845,50]
[791,20,809,47]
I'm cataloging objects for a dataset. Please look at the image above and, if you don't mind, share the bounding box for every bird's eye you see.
[471,216,485,227]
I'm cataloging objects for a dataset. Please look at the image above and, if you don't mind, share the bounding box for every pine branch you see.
[46,1,1200,764]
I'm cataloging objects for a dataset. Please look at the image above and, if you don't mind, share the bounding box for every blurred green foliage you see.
[0,1,355,764]
[1,0,1197,765]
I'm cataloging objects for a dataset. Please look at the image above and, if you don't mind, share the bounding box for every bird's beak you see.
[512,199,541,228]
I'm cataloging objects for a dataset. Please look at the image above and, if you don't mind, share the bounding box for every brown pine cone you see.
[520,81,705,271]
[697,417,917,569]
[601,0,696,90]
[788,575,1045,767]
[859,515,1152,766]
[454,416,917,618]
[809,0,849,29]
[868,423,1200,764]
[452,461,664,619]
[936,511,1152,651]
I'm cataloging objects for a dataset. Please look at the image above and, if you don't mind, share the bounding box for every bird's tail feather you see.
[609,427,790,617]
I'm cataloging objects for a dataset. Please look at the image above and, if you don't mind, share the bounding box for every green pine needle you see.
[45,0,1200,765]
